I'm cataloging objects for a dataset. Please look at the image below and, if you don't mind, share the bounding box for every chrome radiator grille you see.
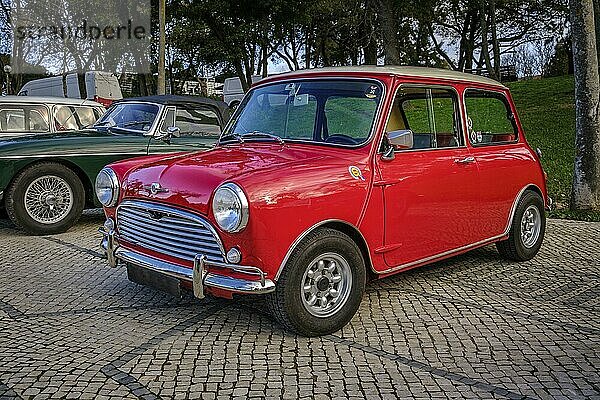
[116,201,225,263]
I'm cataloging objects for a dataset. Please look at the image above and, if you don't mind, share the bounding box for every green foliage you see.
[506,75,598,221]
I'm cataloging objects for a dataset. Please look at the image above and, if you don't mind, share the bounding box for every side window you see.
[324,96,377,142]
[0,108,26,132]
[465,90,517,145]
[54,105,79,130]
[75,107,98,128]
[175,107,222,137]
[0,106,49,133]
[387,86,461,150]
[29,109,49,132]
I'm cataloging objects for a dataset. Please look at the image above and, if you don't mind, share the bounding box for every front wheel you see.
[5,163,85,235]
[496,190,546,261]
[267,228,366,336]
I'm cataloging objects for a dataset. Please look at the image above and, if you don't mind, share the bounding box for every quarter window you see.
[465,90,518,145]
[385,87,462,150]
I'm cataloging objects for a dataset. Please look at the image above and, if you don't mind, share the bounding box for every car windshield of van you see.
[94,103,159,134]
[222,79,383,147]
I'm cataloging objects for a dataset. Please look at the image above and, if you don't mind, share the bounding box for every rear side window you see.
[0,105,49,133]
[465,90,518,145]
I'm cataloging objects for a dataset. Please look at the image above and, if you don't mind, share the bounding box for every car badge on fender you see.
[143,182,169,195]
[348,166,365,181]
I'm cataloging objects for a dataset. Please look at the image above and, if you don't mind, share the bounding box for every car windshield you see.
[94,103,160,133]
[223,79,383,147]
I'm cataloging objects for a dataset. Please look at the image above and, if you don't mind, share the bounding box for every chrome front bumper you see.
[100,227,275,298]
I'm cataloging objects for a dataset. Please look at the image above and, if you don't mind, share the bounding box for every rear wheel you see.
[267,228,366,336]
[496,190,545,261]
[6,163,85,235]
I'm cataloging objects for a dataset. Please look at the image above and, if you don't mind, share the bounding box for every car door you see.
[375,85,480,268]
[464,88,531,239]
[148,105,222,154]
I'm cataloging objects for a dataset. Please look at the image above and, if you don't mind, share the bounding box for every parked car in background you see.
[18,71,123,107]
[98,66,551,336]
[0,96,105,139]
[223,75,262,108]
[0,95,229,235]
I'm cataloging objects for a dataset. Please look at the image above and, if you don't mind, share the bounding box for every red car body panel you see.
[103,68,549,294]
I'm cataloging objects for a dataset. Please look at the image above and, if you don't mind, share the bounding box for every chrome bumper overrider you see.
[100,227,275,298]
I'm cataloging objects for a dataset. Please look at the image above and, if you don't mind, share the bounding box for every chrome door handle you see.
[454,156,475,164]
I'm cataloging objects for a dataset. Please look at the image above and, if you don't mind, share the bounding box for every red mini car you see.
[97,66,550,336]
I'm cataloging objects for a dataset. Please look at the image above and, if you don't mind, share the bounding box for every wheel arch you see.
[5,158,94,208]
[504,183,544,236]
[275,219,377,283]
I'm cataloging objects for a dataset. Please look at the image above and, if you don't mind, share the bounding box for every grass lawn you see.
[507,75,600,221]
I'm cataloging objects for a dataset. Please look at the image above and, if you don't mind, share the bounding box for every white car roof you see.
[0,95,105,107]
[261,65,507,89]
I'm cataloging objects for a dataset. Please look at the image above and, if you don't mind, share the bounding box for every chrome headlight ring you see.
[212,182,249,233]
[95,167,120,207]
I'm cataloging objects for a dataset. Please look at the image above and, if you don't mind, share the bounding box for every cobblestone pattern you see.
[0,211,598,399]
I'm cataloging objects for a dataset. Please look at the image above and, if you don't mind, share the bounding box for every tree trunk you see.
[594,0,600,64]
[570,0,600,210]
[489,0,501,80]
[377,0,400,65]
[479,1,498,80]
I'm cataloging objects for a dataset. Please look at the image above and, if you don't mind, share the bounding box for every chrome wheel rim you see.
[520,205,541,248]
[301,252,352,318]
[24,175,73,224]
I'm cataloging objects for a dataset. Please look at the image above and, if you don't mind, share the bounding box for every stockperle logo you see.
[10,0,151,74]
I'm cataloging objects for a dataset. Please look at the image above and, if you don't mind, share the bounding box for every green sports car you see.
[0,95,229,235]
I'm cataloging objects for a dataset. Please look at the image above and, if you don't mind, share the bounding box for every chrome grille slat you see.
[123,207,213,231]
[118,224,223,254]
[124,210,212,237]
[119,231,223,262]
[118,214,219,244]
[117,201,225,263]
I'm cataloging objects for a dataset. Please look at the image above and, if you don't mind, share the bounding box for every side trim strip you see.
[0,152,148,160]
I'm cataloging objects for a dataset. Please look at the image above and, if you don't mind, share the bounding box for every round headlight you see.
[95,168,119,207]
[212,183,249,233]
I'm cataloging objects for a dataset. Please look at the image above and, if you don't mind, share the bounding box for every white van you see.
[223,75,263,108]
[18,71,123,107]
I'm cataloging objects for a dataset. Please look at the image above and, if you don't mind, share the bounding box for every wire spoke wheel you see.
[301,252,352,318]
[24,175,74,224]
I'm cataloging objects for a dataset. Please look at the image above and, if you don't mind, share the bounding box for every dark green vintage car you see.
[0,95,229,235]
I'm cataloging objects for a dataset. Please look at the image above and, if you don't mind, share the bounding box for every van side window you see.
[465,90,518,145]
[385,87,461,150]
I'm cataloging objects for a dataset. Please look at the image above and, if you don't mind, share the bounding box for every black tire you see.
[267,228,366,336]
[5,162,85,235]
[496,190,545,261]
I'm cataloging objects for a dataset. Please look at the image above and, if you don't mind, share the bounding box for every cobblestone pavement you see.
[0,211,598,399]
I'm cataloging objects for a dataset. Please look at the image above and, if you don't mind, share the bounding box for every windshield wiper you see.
[240,131,285,144]
[219,133,244,144]
[121,120,153,128]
